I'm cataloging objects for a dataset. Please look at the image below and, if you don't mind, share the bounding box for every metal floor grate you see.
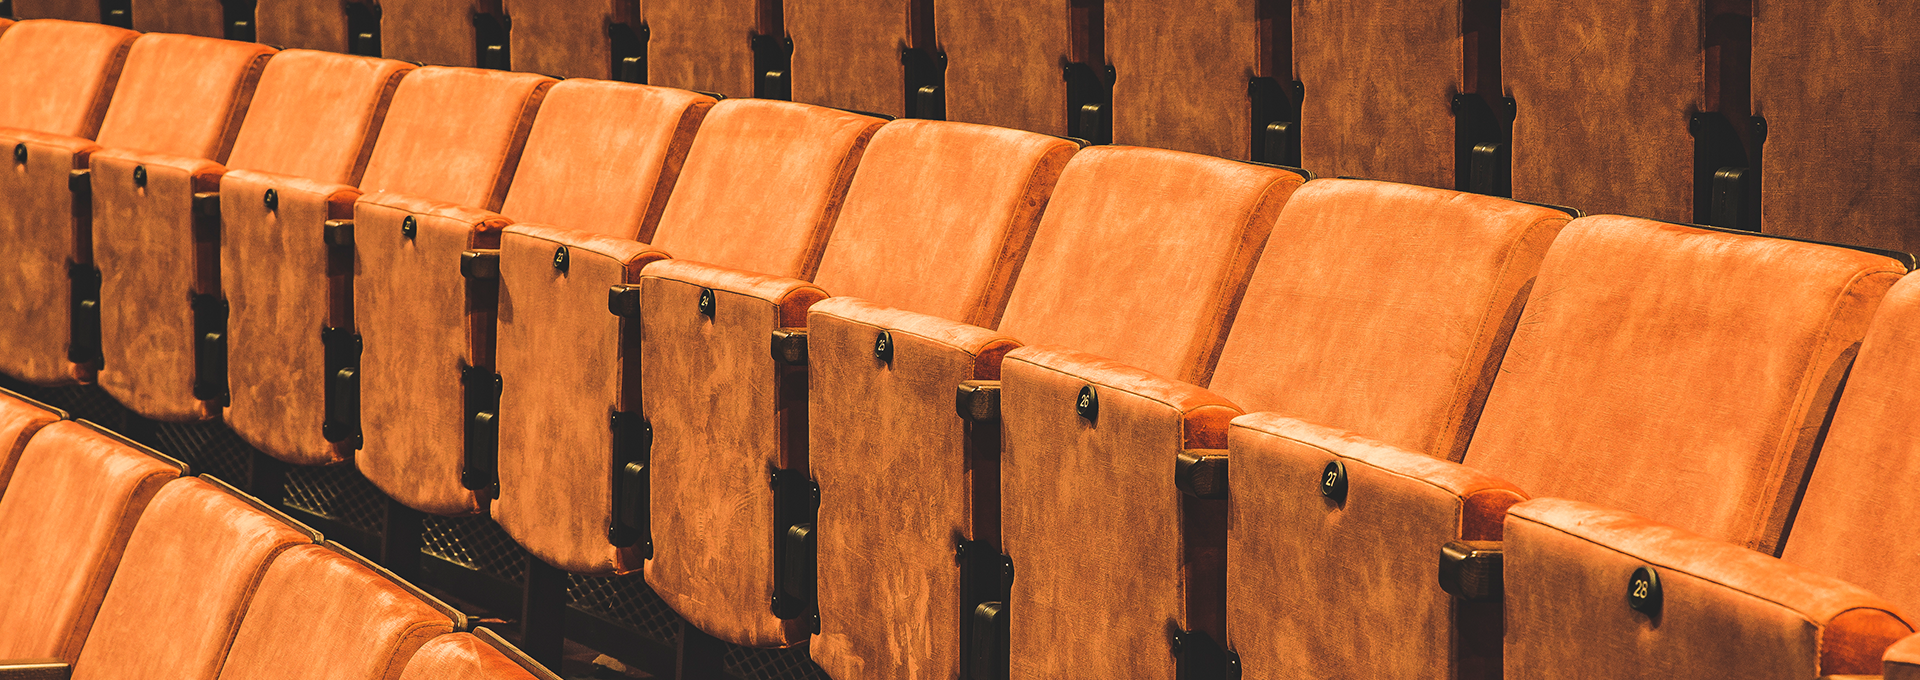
[424,512,530,584]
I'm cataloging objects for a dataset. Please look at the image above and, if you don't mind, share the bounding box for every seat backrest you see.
[936,0,1075,136]
[1780,274,1920,614]
[0,19,137,138]
[1753,2,1920,253]
[215,543,459,680]
[131,0,224,37]
[645,98,885,280]
[357,66,555,212]
[224,49,413,187]
[496,79,714,241]
[1106,0,1276,159]
[509,1,641,80]
[641,0,764,98]
[0,421,179,662]
[254,0,353,53]
[379,0,483,67]
[811,120,1078,327]
[9,0,100,21]
[397,630,554,680]
[995,146,1303,386]
[0,390,64,495]
[94,33,276,163]
[70,476,318,680]
[1209,180,1571,461]
[1465,216,1906,553]
[785,0,917,117]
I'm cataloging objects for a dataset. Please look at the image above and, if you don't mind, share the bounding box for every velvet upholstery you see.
[1000,345,1240,680]
[0,129,100,386]
[255,0,352,52]
[354,196,509,516]
[69,477,314,680]
[225,50,414,186]
[786,0,913,117]
[1295,0,1460,187]
[1106,0,1263,158]
[0,19,136,138]
[1504,498,1912,678]
[807,298,1019,680]
[131,0,223,37]
[94,34,276,164]
[1753,2,1920,252]
[1506,0,1700,220]
[640,0,760,98]
[9,0,98,20]
[216,544,455,680]
[1467,216,1904,553]
[1224,413,1523,680]
[509,1,627,79]
[1888,634,1920,680]
[396,632,542,680]
[0,393,62,497]
[1208,180,1570,461]
[641,260,828,646]
[0,421,179,662]
[645,99,884,280]
[997,146,1300,386]
[935,0,1069,135]
[356,67,555,209]
[379,0,482,67]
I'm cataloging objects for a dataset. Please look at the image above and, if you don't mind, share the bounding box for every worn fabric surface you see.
[1753,1,1920,252]
[936,0,1070,135]
[221,171,359,465]
[807,297,1019,680]
[1887,634,1920,680]
[357,66,555,211]
[646,99,883,280]
[813,120,1077,328]
[396,632,540,680]
[69,477,313,680]
[1295,0,1459,187]
[254,0,351,53]
[0,19,135,138]
[996,145,1300,386]
[1209,180,1569,462]
[640,0,759,98]
[0,422,178,662]
[1505,498,1912,678]
[1000,345,1238,680]
[10,0,100,21]
[641,261,827,647]
[379,0,481,67]
[130,0,223,37]
[786,0,912,117]
[0,130,95,386]
[93,33,274,163]
[1107,0,1261,158]
[225,49,413,185]
[492,225,661,574]
[0,393,62,496]
[353,195,508,516]
[509,0,624,79]
[1468,216,1904,553]
[1224,413,1524,680]
[1506,0,1700,220]
[216,544,454,680]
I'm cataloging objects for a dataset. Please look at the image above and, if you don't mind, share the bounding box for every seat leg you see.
[247,448,289,502]
[676,620,730,680]
[379,498,425,581]
[520,558,567,669]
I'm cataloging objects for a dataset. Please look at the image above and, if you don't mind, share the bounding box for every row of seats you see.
[6,0,1916,255]
[5,17,1920,680]
[0,390,552,679]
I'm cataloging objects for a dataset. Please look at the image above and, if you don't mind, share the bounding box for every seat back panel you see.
[786,0,912,117]
[1295,0,1460,187]
[936,0,1070,135]
[509,1,625,80]
[225,50,414,186]
[94,33,276,163]
[0,19,137,138]
[358,67,556,211]
[642,0,761,98]
[216,544,455,680]
[1107,0,1263,159]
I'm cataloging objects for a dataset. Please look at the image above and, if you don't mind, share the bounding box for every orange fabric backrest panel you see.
[509,0,626,80]
[225,50,414,186]
[8,1,100,23]
[0,19,137,138]
[1468,216,1905,553]
[358,66,556,211]
[937,0,1070,136]
[1295,0,1462,187]
[1210,180,1571,461]
[646,99,884,280]
[786,0,912,117]
[70,477,313,680]
[0,393,62,495]
[995,145,1300,386]
[131,0,225,37]
[1107,0,1263,159]
[380,0,481,67]
[812,119,1077,327]
[0,422,178,662]
[94,33,277,163]
[254,0,351,53]
[217,544,454,680]
[641,0,759,98]
[1754,2,1920,253]
[497,79,715,242]
[1506,0,1701,220]
[1782,275,1920,615]
[397,633,541,680]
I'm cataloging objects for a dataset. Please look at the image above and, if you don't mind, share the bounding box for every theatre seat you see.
[0,390,65,495]
[381,0,501,68]
[509,1,646,80]
[68,476,319,680]
[131,0,222,37]
[397,630,555,680]
[93,49,412,425]
[936,0,1082,137]
[642,0,764,98]
[215,542,462,680]
[786,0,937,118]
[255,0,361,53]
[9,0,99,22]
[1106,0,1288,161]
[1226,216,1905,680]
[0,420,180,662]
[0,20,133,138]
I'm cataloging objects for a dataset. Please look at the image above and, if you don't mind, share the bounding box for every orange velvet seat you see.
[0,420,178,663]
[936,0,1085,138]
[641,0,767,99]
[1105,0,1289,161]
[0,19,135,138]
[624,120,1074,655]
[92,49,414,425]
[397,629,556,680]
[215,542,461,680]
[68,476,318,679]
[1225,216,1905,680]
[0,33,272,391]
[0,390,65,496]
[508,1,645,81]
[786,0,935,119]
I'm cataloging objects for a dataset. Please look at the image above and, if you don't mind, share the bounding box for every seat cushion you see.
[216,544,455,680]
[397,632,544,680]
